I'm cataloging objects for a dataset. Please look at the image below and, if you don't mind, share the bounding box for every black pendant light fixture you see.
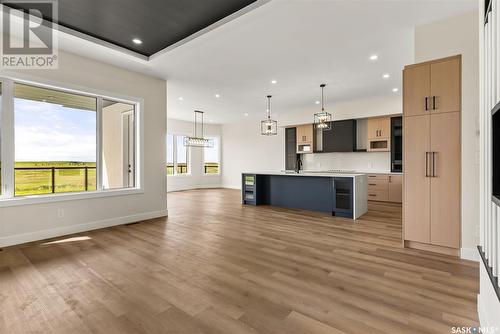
[314,84,332,131]
[261,95,277,136]
[184,110,214,147]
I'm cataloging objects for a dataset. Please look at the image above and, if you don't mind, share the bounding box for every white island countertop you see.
[243,171,366,178]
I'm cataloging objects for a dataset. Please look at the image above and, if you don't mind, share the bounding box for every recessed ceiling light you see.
[132,38,143,45]
[214,94,220,98]
[383,73,390,79]
[392,88,399,92]
[178,97,184,101]
[370,54,378,61]
[315,100,320,104]
[271,80,277,84]
[244,112,249,116]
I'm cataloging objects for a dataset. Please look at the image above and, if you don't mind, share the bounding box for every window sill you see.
[0,188,144,207]
[203,173,221,176]
[167,174,192,177]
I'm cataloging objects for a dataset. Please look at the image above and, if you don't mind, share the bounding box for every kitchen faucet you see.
[295,155,303,173]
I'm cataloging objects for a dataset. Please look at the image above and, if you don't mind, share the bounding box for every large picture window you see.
[0,78,141,201]
[14,84,97,196]
[204,136,220,174]
[102,99,135,189]
[166,134,174,175]
[166,133,190,175]
[176,135,188,174]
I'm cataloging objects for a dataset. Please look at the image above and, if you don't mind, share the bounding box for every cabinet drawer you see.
[367,182,388,192]
[367,190,389,201]
[367,174,389,181]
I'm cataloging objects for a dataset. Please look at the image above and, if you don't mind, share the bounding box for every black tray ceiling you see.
[4,0,257,57]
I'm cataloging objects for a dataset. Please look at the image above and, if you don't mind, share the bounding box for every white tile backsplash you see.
[301,152,391,173]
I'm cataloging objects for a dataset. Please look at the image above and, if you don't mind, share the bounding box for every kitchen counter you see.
[245,171,366,178]
[363,171,403,175]
[242,172,367,219]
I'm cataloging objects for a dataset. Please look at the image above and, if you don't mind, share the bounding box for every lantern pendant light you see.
[184,110,214,147]
[260,95,277,136]
[314,84,332,131]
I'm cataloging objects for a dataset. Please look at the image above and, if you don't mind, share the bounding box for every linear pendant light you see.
[261,95,277,136]
[184,110,214,147]
[314,84,332,131]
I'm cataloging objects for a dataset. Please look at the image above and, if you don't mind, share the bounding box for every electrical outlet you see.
[57,208,64,218]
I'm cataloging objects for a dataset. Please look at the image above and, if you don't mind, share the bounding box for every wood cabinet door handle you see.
[432,152,436,177]
[425,152,430,177]
[425,97,428,111]
[432,96,436,110]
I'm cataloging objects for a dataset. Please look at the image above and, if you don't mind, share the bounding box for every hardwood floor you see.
[0,189,478,334]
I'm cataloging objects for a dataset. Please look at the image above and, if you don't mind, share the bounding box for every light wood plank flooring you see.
[0,188,478,334]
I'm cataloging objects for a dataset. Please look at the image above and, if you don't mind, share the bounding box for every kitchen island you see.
[242,172,367,219]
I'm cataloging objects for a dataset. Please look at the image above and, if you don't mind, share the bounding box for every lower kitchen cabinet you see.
[367,174,402,203]
[388,175,403,203]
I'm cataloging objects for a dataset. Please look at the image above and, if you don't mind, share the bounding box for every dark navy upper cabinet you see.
[320,120,357,153]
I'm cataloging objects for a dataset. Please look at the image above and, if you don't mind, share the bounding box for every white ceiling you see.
[56,0,478,124]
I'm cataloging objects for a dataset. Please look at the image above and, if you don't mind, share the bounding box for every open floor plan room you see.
[0,0,499,333]
[1,189,479,334]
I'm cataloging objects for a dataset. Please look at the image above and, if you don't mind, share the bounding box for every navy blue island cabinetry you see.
[242,172,368,219]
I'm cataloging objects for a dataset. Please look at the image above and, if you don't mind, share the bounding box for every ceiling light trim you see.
[56,24,150,61]
[149,0,271,60]
[0,4,150,61]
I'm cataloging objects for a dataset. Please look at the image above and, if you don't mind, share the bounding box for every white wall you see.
[477,0,500,328]
[301,152,390,173]
[414,10,480,258]
[222,122,285,189]
[167,118,222,192]
[0,50,168,247]
[221,95,401,189]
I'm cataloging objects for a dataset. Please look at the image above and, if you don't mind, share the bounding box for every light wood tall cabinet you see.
[403,56,461,117]
[403,55,461,255]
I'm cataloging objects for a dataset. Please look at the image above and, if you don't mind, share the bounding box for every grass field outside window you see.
[14,161,96,196]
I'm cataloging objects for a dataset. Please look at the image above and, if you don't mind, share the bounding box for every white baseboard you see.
[461,247,480,261]
[0,209,168,248]
[222,184,241,190]
[167,184,222,192]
